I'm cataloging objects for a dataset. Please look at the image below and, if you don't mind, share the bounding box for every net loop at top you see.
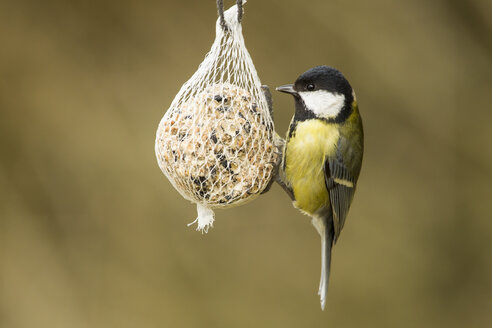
[217,0,244,31]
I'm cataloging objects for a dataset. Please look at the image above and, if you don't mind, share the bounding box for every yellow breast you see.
[284,119,339,215]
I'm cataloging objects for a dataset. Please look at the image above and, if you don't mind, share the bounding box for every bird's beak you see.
[276,84,297,95]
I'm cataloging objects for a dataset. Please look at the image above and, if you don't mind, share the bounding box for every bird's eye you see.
[306,84,315,91]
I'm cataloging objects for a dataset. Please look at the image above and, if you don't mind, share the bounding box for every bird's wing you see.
[324,155,356,242]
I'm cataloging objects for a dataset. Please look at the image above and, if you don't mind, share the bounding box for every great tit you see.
[276,66,363,310]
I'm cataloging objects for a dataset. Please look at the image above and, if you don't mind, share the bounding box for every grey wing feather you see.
[324,157,356,242]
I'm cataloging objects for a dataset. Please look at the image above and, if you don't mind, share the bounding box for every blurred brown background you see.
[1,0,491,327]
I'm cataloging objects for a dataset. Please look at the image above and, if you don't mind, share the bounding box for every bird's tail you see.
[313,216,334,310]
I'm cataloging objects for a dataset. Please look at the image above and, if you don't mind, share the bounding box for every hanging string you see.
[216,0,243,31]
[217,0,228,31]
[236,0,243,23]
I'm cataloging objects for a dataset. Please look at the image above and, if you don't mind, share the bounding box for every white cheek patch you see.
[299,90,345,119]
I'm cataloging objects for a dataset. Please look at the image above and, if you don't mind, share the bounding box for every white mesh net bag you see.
[155,1,278,232]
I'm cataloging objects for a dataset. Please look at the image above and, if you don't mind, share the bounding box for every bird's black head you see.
[277,66,355,123]
[294,66,353,98]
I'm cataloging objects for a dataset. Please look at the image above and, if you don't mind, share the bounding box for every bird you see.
[276,65,363,310]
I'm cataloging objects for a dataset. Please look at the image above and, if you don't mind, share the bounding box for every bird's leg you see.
[274,161,295,201]
[261,135,294,201]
